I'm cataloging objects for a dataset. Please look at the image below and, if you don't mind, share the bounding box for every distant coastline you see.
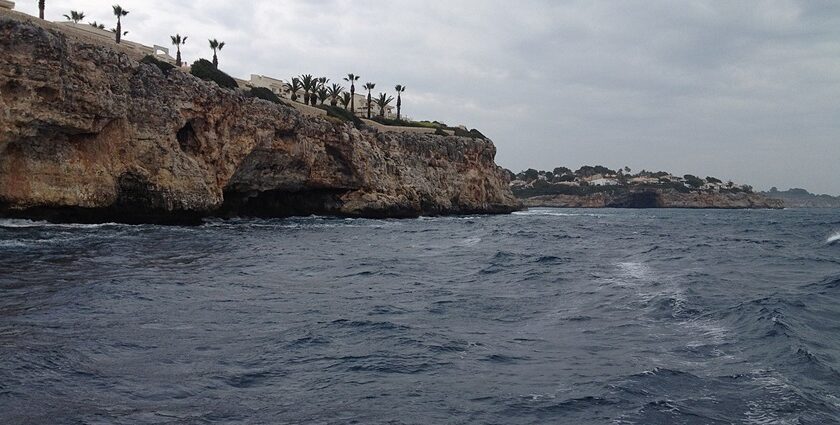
[760,188,840,208]
[508,166,784,209]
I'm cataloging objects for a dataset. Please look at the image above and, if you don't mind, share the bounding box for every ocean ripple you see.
[1,208,839,423]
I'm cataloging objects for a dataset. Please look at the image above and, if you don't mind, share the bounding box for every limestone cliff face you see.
[521,190,784,209]
[0,16,519,223]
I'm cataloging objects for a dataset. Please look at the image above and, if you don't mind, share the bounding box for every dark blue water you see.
[1,208,839,424]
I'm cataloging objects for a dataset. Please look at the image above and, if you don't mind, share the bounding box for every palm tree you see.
[340,92,352,110]
[375,93,394,118]
[110,27,128,38]
[327,84,344,107]
[394,85,406,121]
[344,73,360,113]
[363,83,376,119]
[288,78,302,102]
[314,77,329,106]
[316,86,328,105]
[112,5,128,44]
[89,21,105,30]
[63,10,85,24]
[170,34,187,67]
[208,39,225,68]
[38,0,45,19]
[299,74,314,105]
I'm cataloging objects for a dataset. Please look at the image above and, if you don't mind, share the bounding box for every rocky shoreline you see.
[509,167,784,210]
[0,16,520,224]
[520,190,784,209]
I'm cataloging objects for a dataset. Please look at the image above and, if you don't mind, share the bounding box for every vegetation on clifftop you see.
[317,105,364,129]
[246,86,288,105]
[190,59,238,89]
[141,55,176,74]
[31,2,478,138]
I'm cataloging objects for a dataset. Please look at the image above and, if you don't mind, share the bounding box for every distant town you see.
[509,166,754,197]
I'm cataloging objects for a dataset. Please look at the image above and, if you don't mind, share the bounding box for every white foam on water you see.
[0,240,29,248]
[745,370,800,425]
[617,261,651,280]
[0,235,93,248]
[615,262,736,354]
[617,262,690,314]
[0,219,122,229]
[682,319,730,348]
[139,323,195,331]
[202,217,403,230]
[514,209,602,218]
[827,232,840,245]
[460,236,482,247]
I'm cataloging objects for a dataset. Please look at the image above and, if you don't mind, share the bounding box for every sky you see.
[16,0,840,194]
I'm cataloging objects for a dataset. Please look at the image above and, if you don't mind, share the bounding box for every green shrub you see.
[247,87,289,105]
[190,59,238,89]
[468,129,487,139]
[443,127,487,139]
[452,127,472,138]
[372,117,433,129]
[683,174,705,189]
[414,121,444,129]
[576,165,616,176]
[140,55,175,74]
[521,168,540,181]
[415,120,448,128]
[318,105,363,128]
[553,167,572,176]
[367,117,487,138]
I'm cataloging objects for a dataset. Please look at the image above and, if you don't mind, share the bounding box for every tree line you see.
[45,2,411,122]
[288,74,406,120]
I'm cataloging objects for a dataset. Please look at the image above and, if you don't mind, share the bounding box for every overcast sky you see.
[18,0,840,194]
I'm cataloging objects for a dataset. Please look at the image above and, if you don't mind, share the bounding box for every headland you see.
[509,167,784,209]
[0,12,519,224]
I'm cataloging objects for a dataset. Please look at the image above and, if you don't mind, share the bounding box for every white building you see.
[589,178,620,186]
[630,176,660,185]
[248,74,289,97]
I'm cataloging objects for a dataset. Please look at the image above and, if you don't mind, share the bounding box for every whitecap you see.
[460,236,482,247]
[0,240,29,248]
[617,262,651,280]
[0,219,123,229]
[745,370,800,425]
[513,209,601,217]
[827,232,840,245]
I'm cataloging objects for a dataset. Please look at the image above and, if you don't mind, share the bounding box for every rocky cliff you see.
[0,15,519,224]
[759,189,840,208]
[521,189,784,209]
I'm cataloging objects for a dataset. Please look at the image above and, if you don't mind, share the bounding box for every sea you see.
[1,208,839,424]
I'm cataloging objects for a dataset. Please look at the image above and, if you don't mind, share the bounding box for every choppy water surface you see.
[1,209,839,424]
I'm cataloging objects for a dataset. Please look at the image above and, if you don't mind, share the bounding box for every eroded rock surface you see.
[0,16,519,223]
